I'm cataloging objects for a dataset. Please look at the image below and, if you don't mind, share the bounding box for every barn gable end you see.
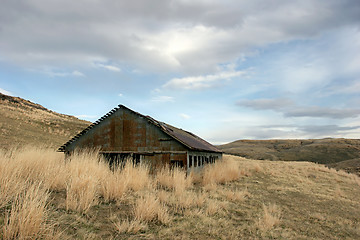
[59,105,222,171]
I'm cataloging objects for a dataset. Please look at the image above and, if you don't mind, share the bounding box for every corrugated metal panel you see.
[159,123,221,153]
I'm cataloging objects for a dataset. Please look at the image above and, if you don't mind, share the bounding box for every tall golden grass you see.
[3,147,358,238]
[0,147,158,237]
[202,157,241,186]
[1,147,252,238]
[133,193,170,224]
[2,183,50,240]
[156,166,192,195]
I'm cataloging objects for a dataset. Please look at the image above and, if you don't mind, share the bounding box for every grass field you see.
[1,147,360,239]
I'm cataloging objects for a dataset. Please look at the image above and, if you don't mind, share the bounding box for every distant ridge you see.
[218,138,360,175]
[0,93,90,149]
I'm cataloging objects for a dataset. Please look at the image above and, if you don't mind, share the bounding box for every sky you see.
[1,0,360,144]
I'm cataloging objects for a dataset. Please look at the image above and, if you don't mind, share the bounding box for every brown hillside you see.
[218,139,360,175]
[0,93,90,149]
[326,158,360,176]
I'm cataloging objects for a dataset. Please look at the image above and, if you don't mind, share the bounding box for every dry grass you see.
[133,193,170,224]
[113,218,147,234]
[352,175,360,187]
[156,166,192,195]
[0,93,90,149]
[0,162,26,209]
[220,188,250,202]
[174,192,196,210]
[334,185,345,199]
[193,191,207,207]
[1,148,360,239]
[257,203,282,232]
[206,200,220,216]
[65,175,99,213]
[202,157,241,186]
[0,147,65,209]
[100,169,128,202]
[123,160,152,191]
[2,183,50,240]
[65,150,105,213]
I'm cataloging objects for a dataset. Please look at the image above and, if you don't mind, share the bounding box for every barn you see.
[58,105,222,172]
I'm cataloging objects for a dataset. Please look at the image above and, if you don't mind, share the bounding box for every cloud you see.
[237,98,360,119]
[151,95,174,102]
[96,63,121,72]
[30,68,85,77]
[72,70,85,77]
[238,98,293,110]
[118,93,123,97]
[163,70,244,90]
[257,124,360,136]
[0,88,13,96]
[1,0,359,74]
[297,125,360,135]
[325,79,360,96]
[179,113,191,119]
[220,124,360,141]
[285,107,360,119]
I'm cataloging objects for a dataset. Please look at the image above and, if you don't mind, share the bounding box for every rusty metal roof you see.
[157,122,221,152]
[58,105,222,153]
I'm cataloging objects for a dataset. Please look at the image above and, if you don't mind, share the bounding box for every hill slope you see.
[0,93,90,149]
[218,139,360,175]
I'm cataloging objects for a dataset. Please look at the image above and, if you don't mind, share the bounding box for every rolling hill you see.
[218,139,360,175]
[0,93,90,149]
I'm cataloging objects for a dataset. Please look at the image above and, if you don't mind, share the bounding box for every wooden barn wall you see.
[65,108,188,153]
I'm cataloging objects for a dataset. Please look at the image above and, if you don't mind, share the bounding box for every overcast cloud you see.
[1,0,360,142]
[1,0,359,73]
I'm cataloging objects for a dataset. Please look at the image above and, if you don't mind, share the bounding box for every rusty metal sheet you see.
[158,123,221,153]
[58,104,221,154]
